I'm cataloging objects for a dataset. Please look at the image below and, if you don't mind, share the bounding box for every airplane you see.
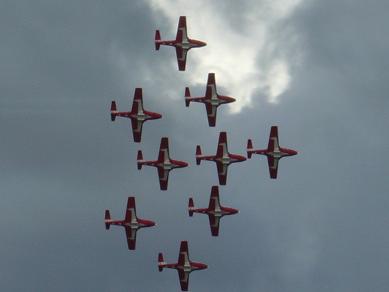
[155,16,206,71]
[196,132,246,185]
[188,185,238,236]
[247,126,298,179]
[110,88,162,143]
[158,241,207,291]
[104,197,155,250]
[137,137,188,190]
[185,73,236,127]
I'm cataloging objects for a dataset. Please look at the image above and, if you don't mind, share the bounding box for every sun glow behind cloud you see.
[145,0,304,113]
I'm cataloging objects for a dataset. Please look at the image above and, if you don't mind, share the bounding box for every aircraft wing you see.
[208,186,220,210]
[267,156,279,179]
[178,241,189,265]
[268,126,280,152]
[176,16,188,43]
[208,214,220,236]
[178,270,190,291]
[217,132,228,155]
[131,88,144,114]
[175,47,188,71]
[205,73,217,99]
[157,167,169,190]
[216,161,228,185]
[158,137,170,162]
[130,118,144,143]
[124,226,137,250]
[125,197,137,223]
[205,103,217,127]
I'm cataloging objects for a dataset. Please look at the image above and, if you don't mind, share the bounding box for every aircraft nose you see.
[200,41,207,47]
[291,150,298,156]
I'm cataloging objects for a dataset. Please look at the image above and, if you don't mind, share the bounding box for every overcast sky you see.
[1,0,389,291]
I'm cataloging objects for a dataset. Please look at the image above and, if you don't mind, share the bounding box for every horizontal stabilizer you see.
[196,145,202,165]
[110,101,117,121]
[247,139,253,159]
[104,210,111,230]
[155,30,161,50]
[188,197,194,217]
[185,87,190,107]
[110,101,117,112]
[137,150,143,170]
[158,253,165,271]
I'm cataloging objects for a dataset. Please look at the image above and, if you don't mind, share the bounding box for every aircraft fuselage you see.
[162,162,173,170]
[210,98,221,106]
[133,112,150,121]
[220,156,231,165]
[209,209,222,216]
[177,41,195,50]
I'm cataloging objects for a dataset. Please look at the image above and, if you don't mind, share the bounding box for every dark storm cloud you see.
[1,0,389,291]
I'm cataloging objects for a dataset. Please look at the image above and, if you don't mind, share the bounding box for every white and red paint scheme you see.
[110,88,162,143]
[188,186,238,237]
[155,16,206,71]
[104,197,155,250]
[137,137,188,191]
[196,132,246,185]
[158,241,207,291]
[247,126,298,179]
[185,73,236,127]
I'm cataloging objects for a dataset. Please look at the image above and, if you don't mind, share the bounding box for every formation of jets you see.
[106,16,298,291]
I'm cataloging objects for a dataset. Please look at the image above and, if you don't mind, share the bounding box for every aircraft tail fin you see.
[155,30,161,50]
[110,101,117,121]
[188,197,194,217]
[247,139,253,159]
[185,87,191,107]
[137,150,143,170]
[104,210,111,230]
[158,253,165,271]
[196,145,202,165]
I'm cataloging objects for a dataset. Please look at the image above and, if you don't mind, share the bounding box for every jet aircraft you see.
[196,132,246,185]
[155,16,206,71]
[185,73,236,127]
[158,241,207,291]
[110,88,162,143]
[137,137,188,190]
[188,185,238,236]
[104,197,155,250]
[247,126,298,179]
